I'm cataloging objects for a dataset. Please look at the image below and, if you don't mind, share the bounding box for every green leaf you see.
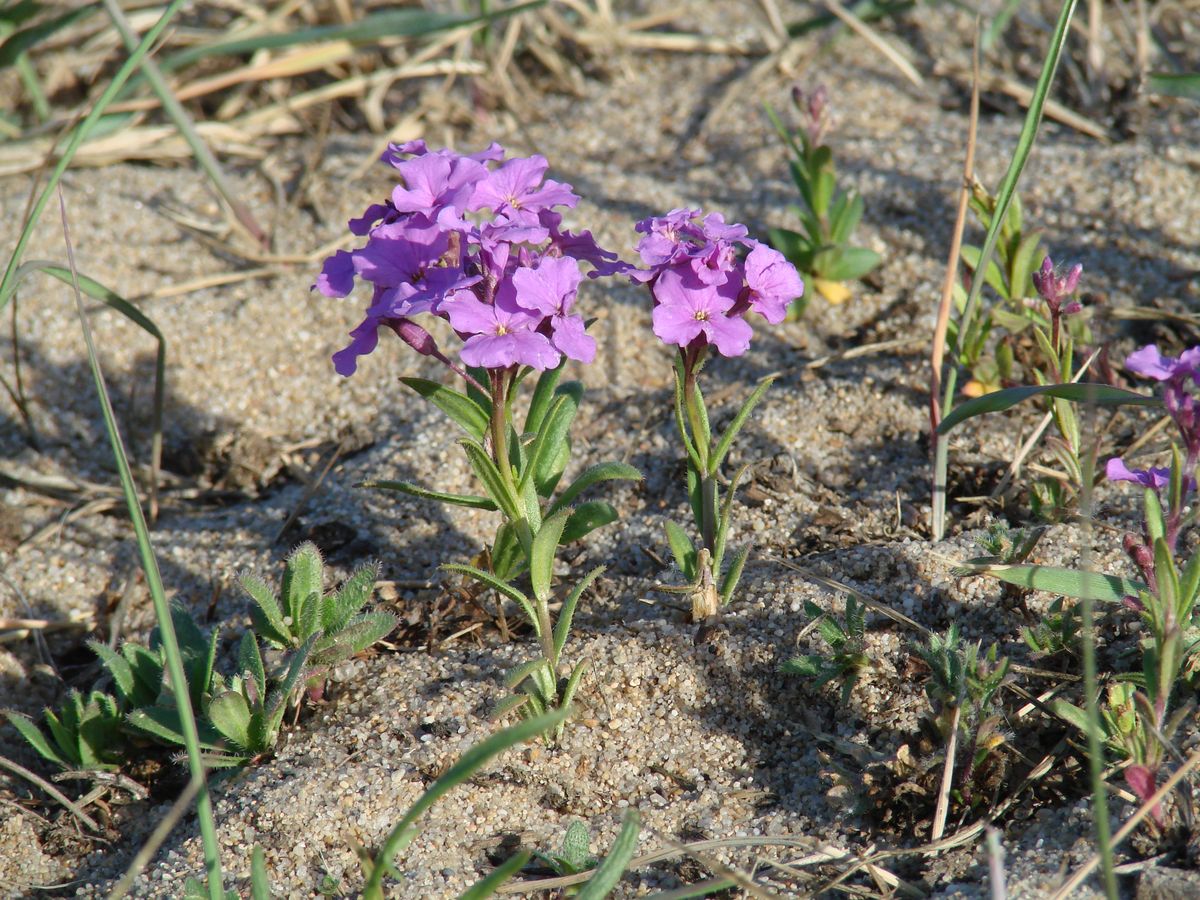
[400,377,490,440]
[457,850,532,899]
[1050,699,1096,737]
[959,244,1010,298]
[443,564,538,632]
[719,546,750,605]
[461,438,520,521]
[363,709,569,899]
[1010,233,1044,299]
[4,711,67,768]
[547,462,641,518]
[88,640,135,706]
[577,810,640,900]
[312,612,396,667]
[0,3,98,67]
[781,655,825,677]
[1147,72,1200,100]
[265,634,317,737]
[242,572,291,647]
[712,463,748,572]
[530,508,571,603]
[709,375,776,475]
[766,226,815,271]
[829,192,865,246]
[250,846,271,900]
[524,364,565,436]
[207,691,252,750]
[238,632,267,701]
[664,520,697,581]
[562,821,593,869]
[937,384,1158,434]
[283,543,325,624]
[323,560,380,632]
[818,245,881,282]
[525,391,579,497]
[359,479,498,511]
[958,559,1145,602]
[561,501,618,545]
[553,566,604,666]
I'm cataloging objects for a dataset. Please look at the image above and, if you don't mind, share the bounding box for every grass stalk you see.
[0,0,190,317]
[101,0,268,247]
[935,0,1078,540]
[57,189,226,900]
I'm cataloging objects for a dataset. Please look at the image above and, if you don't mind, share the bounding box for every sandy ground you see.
[3,1,1200,896]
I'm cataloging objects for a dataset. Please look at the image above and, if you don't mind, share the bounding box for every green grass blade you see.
[576,810,640,900]
[0,0,190,318]
[16,259,166,515]
[1147,73,1200,100]
[57,190,225,899]
[957,559,1144,601]
[936,382,1157,434]
[362,709,568,900]
[458,850,531,899]
[955,0,1078,351]
[250,845,271,900]
[0,3,98,67]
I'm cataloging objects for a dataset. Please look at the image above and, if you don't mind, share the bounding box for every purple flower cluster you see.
[1031,256,1083,317]
[315,141,624,375]
[631,209,804,357]
[1107,344,1200,492]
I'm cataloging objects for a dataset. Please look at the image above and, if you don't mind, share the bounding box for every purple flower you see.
[744,245,805,324]
[1032,256,1083,315]
[443,290,561,370]
[390,153,487,225]
[314,250,356,298]
[511,256,596,363]
[1125,345,1200,383]
[540,211,629,277]
[1105,458,1172,491]
[651,267,752,357]
[350,220,476,317]
[469,155,578,227]
[332,315,440,377]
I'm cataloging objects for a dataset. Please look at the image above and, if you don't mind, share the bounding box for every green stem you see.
[489,369,532,557]
[682,351,718,559]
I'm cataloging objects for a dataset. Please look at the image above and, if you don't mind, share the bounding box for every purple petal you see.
[551,314,596,364]
[702,312,753,357]
[314,250,356,297]
[442,292,499,336]
[512,256,582,316]
[745,244,804,324]
[1125,345,1179,381]
[332,316,382,376]
[652,302,706,348]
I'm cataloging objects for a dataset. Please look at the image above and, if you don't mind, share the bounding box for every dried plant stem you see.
[0,753,101,833]
[1050,748,1200,899]
[931,704,962,841]
[823,0,923,87]
[930,28,980,541]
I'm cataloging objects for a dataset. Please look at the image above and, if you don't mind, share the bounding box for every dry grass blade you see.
[1049,748,1200,899]
[931,704,962,842]
[822,0,923,87]
[0,753,102,833]
[107,775,203,899]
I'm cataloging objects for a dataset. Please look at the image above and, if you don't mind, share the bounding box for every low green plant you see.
[5,689,125,772]
[533,820,599,890]
[782,597,869,704]
[765,84,882,315]
[240,541,395,700]
[916,625,1012,807]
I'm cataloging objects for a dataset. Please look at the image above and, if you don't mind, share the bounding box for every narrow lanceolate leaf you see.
[547,462,642,518]
[460,439,520,521]
[937,383,1158,434]
[709,374,777,475]
[363,709,568,899]
[250,846,271,900]
[241,572,290,647]
[312,612,396,666]
[957,559,1145,602]
[323,560,380,631]
[283,543,325,622]
[401,377,490,440]
[561,501,618,545]
[522,394,575,496]
[88,640,135,705]
[719,545,750,606]
[359,479,498,510]
[442,563,538,631]
[531,508,571,604]
[238,632,267,701]
[553,566,605,665]
[664,520,697,582]
[577,810,641,900]
[525,364,565,436]
[4,712,66,768]
[266,634,318,733]
[1147,72,1200,100]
